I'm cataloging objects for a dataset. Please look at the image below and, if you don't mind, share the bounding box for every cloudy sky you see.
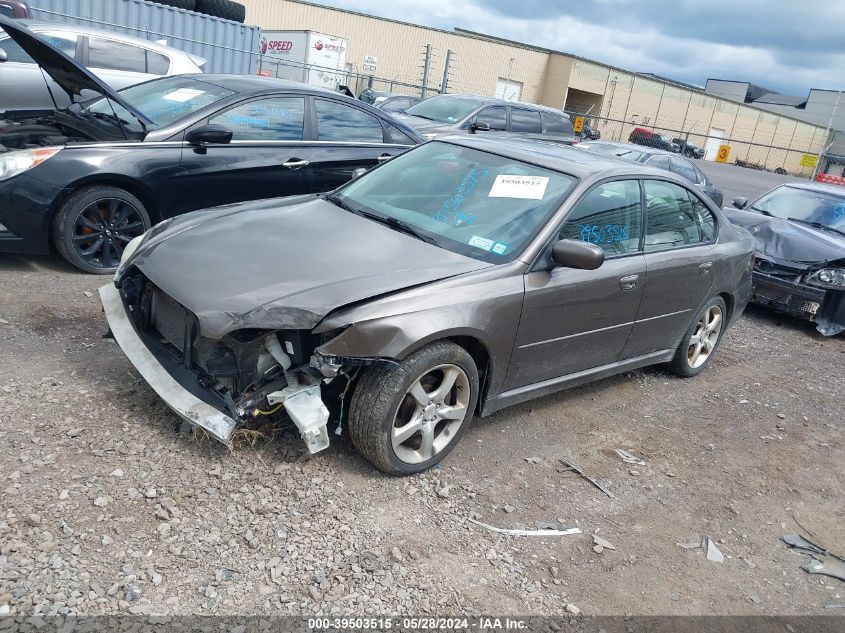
[310,0,843,95]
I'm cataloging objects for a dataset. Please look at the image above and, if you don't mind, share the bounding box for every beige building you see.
[241,0,828,175]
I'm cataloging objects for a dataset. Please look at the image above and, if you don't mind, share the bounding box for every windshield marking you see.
[434,165,488,224]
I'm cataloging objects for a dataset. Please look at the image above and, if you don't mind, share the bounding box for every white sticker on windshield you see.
[489,175,549,200]
[468,235,494,251]
[163,88,205,102]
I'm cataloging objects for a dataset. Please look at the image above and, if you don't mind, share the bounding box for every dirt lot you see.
[0,253,843,618]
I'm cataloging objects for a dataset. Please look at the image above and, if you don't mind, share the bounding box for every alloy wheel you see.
[687,305,723,368]
[391,363,470,464]
[72,198,147,269]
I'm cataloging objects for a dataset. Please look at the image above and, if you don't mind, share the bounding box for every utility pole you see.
[813,90,842,180]
[439,49,453,95]
[420,44,432,99]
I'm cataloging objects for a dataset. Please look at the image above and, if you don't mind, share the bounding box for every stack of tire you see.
[150,0,246,23]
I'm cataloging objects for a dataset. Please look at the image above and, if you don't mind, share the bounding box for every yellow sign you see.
[573,116,585,134]
[715,145,731,163]
[800,153,819,167]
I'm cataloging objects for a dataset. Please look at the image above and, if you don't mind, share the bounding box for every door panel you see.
[507,256,647,389]
[506,178,646,389]
[622,180,716,358]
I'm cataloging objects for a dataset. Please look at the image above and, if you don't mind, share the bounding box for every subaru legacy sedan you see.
[101,136,754,475]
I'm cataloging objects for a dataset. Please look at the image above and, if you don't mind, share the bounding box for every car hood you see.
[0,15,151,124]
[723,208,845,264]
[125,196,492,339]
[392,114,455,134]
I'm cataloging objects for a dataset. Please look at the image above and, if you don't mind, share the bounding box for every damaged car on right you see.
[724,182,845,336]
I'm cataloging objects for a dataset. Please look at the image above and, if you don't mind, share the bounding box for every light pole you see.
[503,57,515,100]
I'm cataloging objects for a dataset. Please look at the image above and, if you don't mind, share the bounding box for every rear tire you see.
[668,296,727,377]
[52,185,151,274]
[347,342,479,475]
[195,0,246,22]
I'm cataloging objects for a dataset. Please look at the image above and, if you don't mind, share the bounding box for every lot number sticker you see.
[163,88,205,102]
[468,235,495,251]
[573,116,585,133]
[489,175,549,200]
[715,145,731,163]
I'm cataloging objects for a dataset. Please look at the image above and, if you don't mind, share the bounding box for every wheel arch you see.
[50,176,163,227]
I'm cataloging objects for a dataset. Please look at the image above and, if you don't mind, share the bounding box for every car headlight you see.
[805,268,845,289]
[120,234,145,266]
[0,147,62,181]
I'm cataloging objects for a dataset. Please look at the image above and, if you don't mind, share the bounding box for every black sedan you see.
[577,141,723,207]
[724,183,845,336]
[0,16,422,273]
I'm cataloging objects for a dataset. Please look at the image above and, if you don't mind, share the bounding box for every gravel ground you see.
[1,252,843,618]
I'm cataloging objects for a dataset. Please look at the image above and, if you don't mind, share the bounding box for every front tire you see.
[347,341,479,475]
[668,296,727,377]
[52,185,151,274]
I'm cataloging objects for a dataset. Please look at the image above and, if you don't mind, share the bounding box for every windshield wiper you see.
[327,195,438,246]
[749,206,773,216]
[788,217,845,238]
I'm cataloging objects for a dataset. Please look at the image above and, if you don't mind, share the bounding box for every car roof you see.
[582,140,675,157]
[440,135,672,180]
[424,93,569,116]
[16,20,189,56]
[179,73,338,95]
[782,182,845,197]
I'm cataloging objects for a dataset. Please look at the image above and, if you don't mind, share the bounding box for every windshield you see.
[752,186,845,230]
[404,96,483,124]
[581,143,648,162]
[332,142,577,262]
[86,76,234,131]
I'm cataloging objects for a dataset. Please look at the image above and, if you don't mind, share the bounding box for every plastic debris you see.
[704,536,724,563]
[783,534,845,583]
[593,534,616,551]
[559,458,615,498]
[614,448,645,465]
[468,518,581,537]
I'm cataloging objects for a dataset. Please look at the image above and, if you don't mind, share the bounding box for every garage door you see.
[495,77,522,101]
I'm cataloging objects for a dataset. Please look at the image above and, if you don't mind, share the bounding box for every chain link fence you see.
[570,114,824,179]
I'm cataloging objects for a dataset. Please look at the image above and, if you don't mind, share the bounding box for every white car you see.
[0,21,205,111]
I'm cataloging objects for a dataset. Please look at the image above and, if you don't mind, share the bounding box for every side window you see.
[559,180,643,256]
[475,106,507,131]
[670,157,702,184]
[381,98,408,113]
[510,108,542,133]
[146,50,170,75]
[315,99,385,142]
[0,6,14,18]
[88,37,147,73]
[0,33,76,63]
[385,124,416,145]
[643,180,704,251]
[210,97,305,141]
[646,155,671,170]
[541,113,570,134]
[688,191,716,241]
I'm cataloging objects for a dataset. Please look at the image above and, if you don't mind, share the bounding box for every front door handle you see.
[282,158,310,169]
[377,153,392,162]
[699,262,713,275]
[619,274,639,291]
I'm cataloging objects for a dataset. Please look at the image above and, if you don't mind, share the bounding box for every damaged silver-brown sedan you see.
[101,136,754,474]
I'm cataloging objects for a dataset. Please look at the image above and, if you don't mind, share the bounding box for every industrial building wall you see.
[241,0,550,101]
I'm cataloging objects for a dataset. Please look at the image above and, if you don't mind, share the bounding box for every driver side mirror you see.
[186,124,233,146]
[351,167,367,179]
[472,120,491,133]
[552,239,604,270]
[731,196,748,210]
[0,48,7,64]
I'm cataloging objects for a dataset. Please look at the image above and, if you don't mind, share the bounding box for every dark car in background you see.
[0,16,422,273]
[629,127,680,152]
[358,88,421,113]
[394,94,581,144]
[673,137,705,158]
[577,141,723,206]
[724,183,845,336]
[101,136,754,474]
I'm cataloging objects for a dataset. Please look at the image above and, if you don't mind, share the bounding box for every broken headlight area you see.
[115,271,369,453]
[804,267,845,290]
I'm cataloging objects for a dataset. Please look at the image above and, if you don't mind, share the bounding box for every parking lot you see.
[0,159,843,618]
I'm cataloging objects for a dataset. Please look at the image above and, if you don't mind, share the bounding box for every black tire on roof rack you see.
[195,0,246,23]
[148,0,197,11]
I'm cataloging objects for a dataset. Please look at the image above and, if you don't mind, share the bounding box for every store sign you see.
[363,54,377,72]
[259,38,294,55]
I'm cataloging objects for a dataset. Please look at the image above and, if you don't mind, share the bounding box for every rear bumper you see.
[752,271,844,336]
[99,282,239,443]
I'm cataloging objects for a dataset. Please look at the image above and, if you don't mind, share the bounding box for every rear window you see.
[88,37,148,73]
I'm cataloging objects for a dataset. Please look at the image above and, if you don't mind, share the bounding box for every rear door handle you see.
[619,274,639,290]
[282,158,310,169]
[377,153,392,162]
[699,262,713,275]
